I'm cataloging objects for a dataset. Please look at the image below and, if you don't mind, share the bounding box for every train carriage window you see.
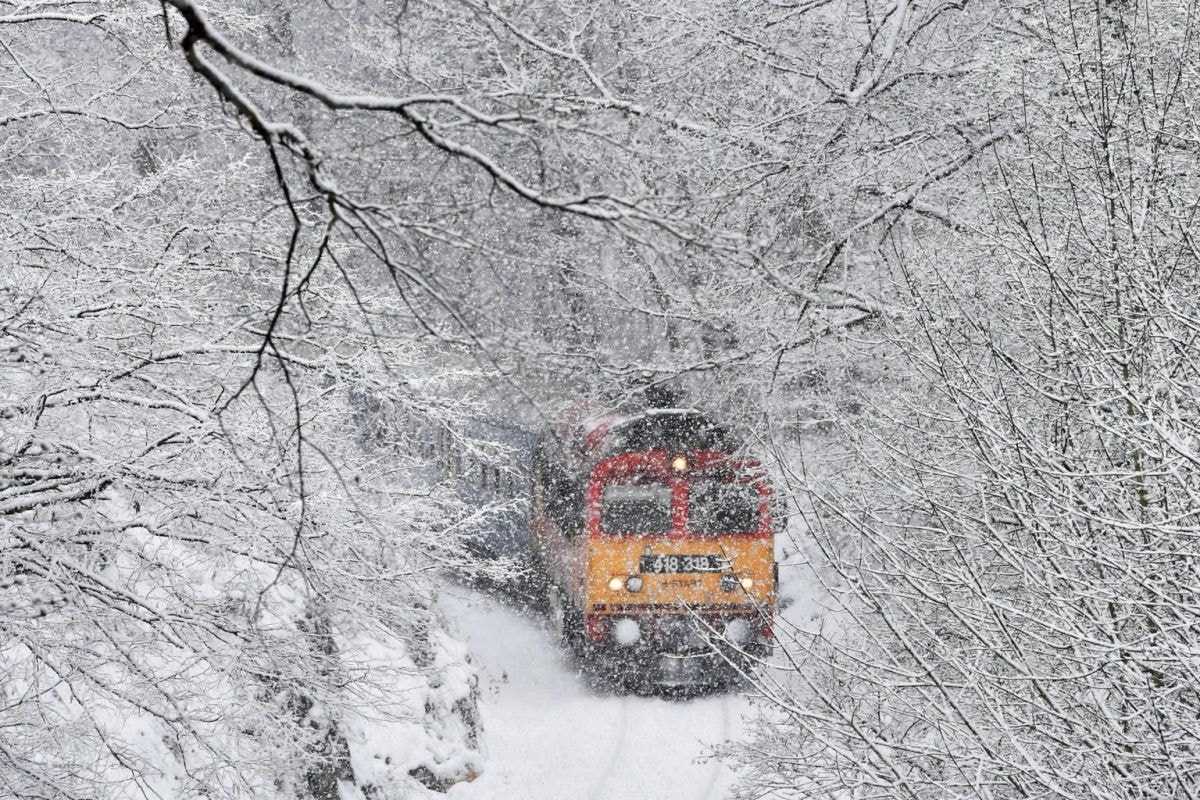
[688,481,761,535]
[602,483,673,534]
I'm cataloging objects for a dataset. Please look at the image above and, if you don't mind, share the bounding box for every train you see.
[372,386,779,689]
[529,402,777,688]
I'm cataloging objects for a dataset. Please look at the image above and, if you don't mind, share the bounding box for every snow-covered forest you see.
[3,1,1198,798]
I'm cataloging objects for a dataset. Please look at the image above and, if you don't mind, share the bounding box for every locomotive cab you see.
[531,407,777,688]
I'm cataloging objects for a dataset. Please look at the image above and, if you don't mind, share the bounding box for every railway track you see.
[442,588,748,800]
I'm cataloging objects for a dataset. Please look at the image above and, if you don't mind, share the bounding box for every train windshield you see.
[688,481,761,535]
[601,483,673,534]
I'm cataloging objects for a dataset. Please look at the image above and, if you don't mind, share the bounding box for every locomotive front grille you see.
[654,616,709,653]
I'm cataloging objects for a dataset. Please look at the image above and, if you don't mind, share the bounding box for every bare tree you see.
[734,3,1200,797]
[1,4,492,797]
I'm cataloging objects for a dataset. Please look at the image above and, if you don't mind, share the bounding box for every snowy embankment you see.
[440,589,747,800]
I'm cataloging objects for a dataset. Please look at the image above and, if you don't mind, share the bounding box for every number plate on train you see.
[639,554,726,574]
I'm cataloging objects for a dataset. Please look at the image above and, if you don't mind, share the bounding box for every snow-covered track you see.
[441,589,749,799]
[587,696,630,800]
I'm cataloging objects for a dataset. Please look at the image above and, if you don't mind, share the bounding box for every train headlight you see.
[723,618,753,645]
[608,576,625,591]
[740,577,754,590]
[625,575,644,592]
[612,618,641,646]
[672,455,688,472]
[719,574,738,593]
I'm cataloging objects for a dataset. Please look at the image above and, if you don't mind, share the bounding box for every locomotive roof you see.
[577,407,740,457]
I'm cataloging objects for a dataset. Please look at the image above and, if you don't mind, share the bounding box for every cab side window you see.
[544,462,583,538]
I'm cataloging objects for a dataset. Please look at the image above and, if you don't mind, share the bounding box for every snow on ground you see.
[440,589,748,800]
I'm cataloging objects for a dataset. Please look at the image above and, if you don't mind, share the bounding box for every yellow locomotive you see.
[530,405,777,687]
